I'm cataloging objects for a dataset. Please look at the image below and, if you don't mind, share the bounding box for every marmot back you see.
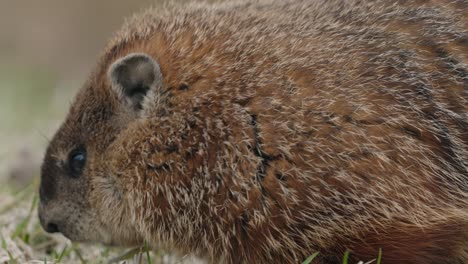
[39,1,468,263]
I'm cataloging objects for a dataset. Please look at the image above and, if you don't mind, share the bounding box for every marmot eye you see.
[68,147,86,177]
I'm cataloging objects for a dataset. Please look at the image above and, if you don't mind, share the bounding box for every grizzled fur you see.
[39,0,468,263]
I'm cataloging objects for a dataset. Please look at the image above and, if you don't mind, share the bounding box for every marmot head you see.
[38,53,165,246]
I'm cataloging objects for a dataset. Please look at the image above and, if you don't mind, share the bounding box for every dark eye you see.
[68,147,86,177]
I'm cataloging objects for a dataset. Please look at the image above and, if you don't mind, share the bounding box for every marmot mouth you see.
[57,229,79,242]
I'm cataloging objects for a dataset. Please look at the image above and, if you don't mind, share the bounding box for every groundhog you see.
[38,0,468,263]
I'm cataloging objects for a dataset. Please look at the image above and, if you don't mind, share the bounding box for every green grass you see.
[342,250,350,264]
[302,252,319,264]
[376,248,383,264]
[12,194,38,241]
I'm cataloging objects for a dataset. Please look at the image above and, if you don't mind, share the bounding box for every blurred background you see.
[0,1,201,263]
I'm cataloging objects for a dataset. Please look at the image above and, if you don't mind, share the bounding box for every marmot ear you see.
[108,53,162,110]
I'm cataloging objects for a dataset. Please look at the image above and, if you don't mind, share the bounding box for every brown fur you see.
[39,0,468,263]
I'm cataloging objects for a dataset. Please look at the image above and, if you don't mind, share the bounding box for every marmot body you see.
[39,0,468,263]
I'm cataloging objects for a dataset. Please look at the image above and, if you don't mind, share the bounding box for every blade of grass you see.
[342,250,350,264]
[302,252,320,264]
[73,245,87,264]
[146,248,152,264]
[12,194,38,240]
[1,233,6,249]
[376,248,382,264]
[52,249,59,261]
[57,245,69,262]
[7,250,17,264]
[143,242,152,264]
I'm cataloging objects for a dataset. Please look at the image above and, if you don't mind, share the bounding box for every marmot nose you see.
[45,222,60,233]
[38,207,60,233]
